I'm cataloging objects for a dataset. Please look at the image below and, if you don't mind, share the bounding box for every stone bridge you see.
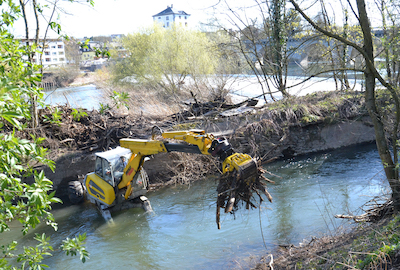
[242,29,383,67]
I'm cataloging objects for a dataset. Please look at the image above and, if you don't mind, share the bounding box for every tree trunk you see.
[357,0,400,206]
[271,0,289,97]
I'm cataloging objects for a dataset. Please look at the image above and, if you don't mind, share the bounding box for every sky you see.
[12,0,221,39]
[10,0,382,39]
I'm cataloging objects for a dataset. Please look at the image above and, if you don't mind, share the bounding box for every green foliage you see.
[0,30,43,130]
[43,106,62,125]
[0,4,89,268]
[61,233,90,263]
[17,233,53,269]
[110,90,129,109]
[71,108,88,121]
[113,24,218,93]
[98,91,129,114]
[99,103,110,114]
[354,216,400,269]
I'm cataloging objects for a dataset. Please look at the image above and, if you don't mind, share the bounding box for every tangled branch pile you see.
[10,105,167,154]
[216,159,273,229]
[335,196,394,222]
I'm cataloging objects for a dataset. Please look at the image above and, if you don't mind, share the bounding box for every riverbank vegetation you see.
[2,0,400,268]
[255,212,400,269]
[0,15,89,270]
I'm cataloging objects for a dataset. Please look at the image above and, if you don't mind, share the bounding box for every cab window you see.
[95,157,103,178]
[102,158,113,186]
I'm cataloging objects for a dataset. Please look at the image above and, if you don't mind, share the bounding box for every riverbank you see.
[255,212,400,269]
[26,80,397,269]
[30,89,376,197]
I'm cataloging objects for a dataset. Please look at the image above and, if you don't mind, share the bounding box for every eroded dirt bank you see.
[19,91,375,205]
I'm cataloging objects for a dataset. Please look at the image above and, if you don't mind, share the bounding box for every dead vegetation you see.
[216,160,273,229]
[43,73,397,267]
[335,196,395,223]
[254,197,399,270]
[11,105,167,157]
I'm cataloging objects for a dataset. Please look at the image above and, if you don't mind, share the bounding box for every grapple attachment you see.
[216,155,273,229]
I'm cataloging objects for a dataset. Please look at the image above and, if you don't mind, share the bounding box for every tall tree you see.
[289,0,400,207]
[271,0,289,96]
[13,0,94,127]
[211,0,307,101]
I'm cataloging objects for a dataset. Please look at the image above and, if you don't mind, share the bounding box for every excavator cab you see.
[85,147,140,208]
[94,147,131,187]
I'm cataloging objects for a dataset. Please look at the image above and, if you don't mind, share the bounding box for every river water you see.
[35,77,382,269]
[6,143,388,269]
[42,74,362,110]
[43,84,104,110]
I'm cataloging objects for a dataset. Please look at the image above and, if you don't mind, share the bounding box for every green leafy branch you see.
[71,108,88,121]
[99,91,129,114]
[61,233,90,263]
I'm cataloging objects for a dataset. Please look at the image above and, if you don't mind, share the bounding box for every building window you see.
[167,22,169,27]
[45,58,50,62]
[185,22,188,26]
[52,52,57,55]
[59,51,64,55]
[53,58,57,61]
[185,16,187,19]
[51,45,56,49]
[59,58,65,61]
[58,44,63,49]
[158,17,161,19]
[166,16,169,20]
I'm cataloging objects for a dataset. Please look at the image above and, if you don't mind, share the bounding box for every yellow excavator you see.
[68,127,263,227]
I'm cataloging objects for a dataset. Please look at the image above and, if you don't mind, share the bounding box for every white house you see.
[19,39,66,68]
[152,5,190,28]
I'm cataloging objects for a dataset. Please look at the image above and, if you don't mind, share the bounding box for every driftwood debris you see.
[7,105,163,154]
[335,197,394,222]
[171,91,259,121]
[215,159,273,229]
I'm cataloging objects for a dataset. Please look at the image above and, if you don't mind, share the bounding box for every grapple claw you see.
[216,155,273,229]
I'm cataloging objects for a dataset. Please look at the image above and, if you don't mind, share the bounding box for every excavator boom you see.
[80,127,269,228]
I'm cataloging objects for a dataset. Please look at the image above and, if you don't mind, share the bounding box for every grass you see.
[264,91,366,127]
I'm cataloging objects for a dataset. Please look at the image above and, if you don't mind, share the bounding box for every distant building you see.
[80,41,98,62]
[19,39,66,68]
[152,5,190,28]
